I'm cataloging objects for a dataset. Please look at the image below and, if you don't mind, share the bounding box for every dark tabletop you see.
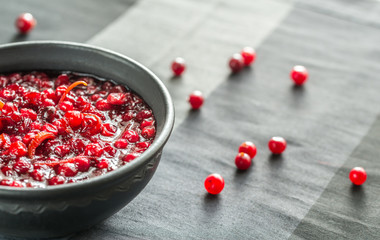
[1,0,380,239]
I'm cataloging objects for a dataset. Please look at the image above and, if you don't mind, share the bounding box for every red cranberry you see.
[114,139,129,149]
[59,101,74,112]
[188,91,204,110]
[76,96,91,111]
[101,123,117,137]
[0,89,16,101]
[107,93,126,105]
[42,98,55,107]
[30,169,45,181]
[42,123,59,135]
[13,158,32,174]
[48,175,66,185]
[84,143,104,157]
[95,99,112,111]
[136,142,150,151]
[8,141,27,157]
[82,114,102,136]
[122,153,140,162]
[171,57,186,76]
[23,92,41,106]
[140,119,154,129]
[2,102,17,116]
[20,108,37,121]
[0,179,22,187]
[55,74,69,86]
[10,136,22,143]
[30,122,42,130]
[97,159,109,169]
[64,93,76,104]
[55,85,67,98]
[241,47,256,66]
[204,173,225,195]
[268,137,287,154]
[57,163,78,177]
[103,145,116,157]
[15,13,36,34]
[70,138,87,154]
[40,80,53,89]
[110,85,127,93]
[53,118,69,135]
[349,167,367,185]
[73,156,90,172]
[10,111,22,123]
[141,126,155,139]
[235,152,252,170]
[54,145,70,158]
[290,65,308,86]
[22,131,37,145]
[229,53,244,73]
[1,166,14,177]
[123,111,135,121]
[136,110,152,122]
[122,130,139,143]
[8,73,22,83]
[238,141,257,159]
[65,110,83,128]
[0,133,11,150]
[41,88,57,101]
[101,81,113,90]
[90,94,101,102]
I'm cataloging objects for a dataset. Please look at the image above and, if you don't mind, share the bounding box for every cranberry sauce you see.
[0,71,156,188]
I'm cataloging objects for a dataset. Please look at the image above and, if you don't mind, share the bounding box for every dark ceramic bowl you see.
[0,41,174,238]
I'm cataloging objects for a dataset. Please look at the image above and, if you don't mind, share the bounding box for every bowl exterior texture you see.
[0,41,174,238]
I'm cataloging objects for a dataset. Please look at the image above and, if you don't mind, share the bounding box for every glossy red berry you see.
[290,65,308,85]
[15,13,36,34]
[30,169,45,181]
[73,156,90,172]
[238,141,257,159]
[235,152,252,170]
[114,139,129,149]
[241,47,256,66]
[65,110,83,128]
[122,153,140,162]
[141,126,155,139]
[171,57,186,76]
[84,143,104,157]
[48,175,66,185]
[8,141,27,157]
[268,137,287,154]
[59,101,74,112]
[95,99,112,110]
[140,119,154,129]
[229,53,244,73]
[204,173,225,195]
[13,158,31,174]
[122,130,139,143]
[107,93,126,105]
[349,167,367,185]
[57,162,78,177]
[188,91,204,110]
[101,123,117,137]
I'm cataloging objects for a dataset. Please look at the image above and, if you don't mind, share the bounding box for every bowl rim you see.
[0,41,175,197]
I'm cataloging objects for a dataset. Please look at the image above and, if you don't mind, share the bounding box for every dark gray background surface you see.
[1,0,380,239]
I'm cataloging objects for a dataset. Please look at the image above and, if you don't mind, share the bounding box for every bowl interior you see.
[0,41,174,194]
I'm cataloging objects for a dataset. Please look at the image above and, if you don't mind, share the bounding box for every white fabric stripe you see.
[87,0,294,128]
